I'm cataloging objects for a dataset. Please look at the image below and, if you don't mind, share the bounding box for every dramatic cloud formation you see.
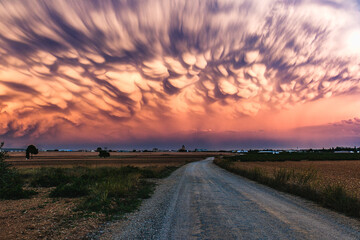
[0,0,359,148]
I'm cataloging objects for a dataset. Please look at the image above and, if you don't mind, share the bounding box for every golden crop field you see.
[230,160,360,198]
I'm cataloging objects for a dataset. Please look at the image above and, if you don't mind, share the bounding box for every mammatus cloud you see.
[0,0,359,147]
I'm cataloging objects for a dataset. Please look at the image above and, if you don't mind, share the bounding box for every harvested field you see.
[229,160,360,198]
[6,152,228,168]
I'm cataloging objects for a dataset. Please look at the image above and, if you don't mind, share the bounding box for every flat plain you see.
[2,152,360,240]
[6,151,227,168]
[0,152,229,240]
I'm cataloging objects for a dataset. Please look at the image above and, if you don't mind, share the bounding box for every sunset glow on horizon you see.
[1,0,360,149]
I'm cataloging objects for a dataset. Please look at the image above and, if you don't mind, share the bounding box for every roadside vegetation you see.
[17,165,178,217]
[1,143,179,217]
[0,144,36,200]
[214,156,360,219]
[1,148,185,239]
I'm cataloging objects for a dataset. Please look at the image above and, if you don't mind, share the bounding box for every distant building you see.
[334,151,354,153]
[195,148,208,152]
[236,150,248,153]
[1,148,26,152]
[258,150,280,154]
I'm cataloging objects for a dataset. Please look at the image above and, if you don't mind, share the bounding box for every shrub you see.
[99,150,110,158]
[0,150,36,199]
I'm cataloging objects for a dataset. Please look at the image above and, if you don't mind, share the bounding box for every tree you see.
[99,150,110,158]
[96,147,102,152]
[26,145,39,159]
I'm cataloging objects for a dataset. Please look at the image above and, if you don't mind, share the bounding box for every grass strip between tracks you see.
[214,157,360,219]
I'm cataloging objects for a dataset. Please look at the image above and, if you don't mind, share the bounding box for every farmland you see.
[215,156,360,218]
[0,152,228,240]
[6,151,225,168]
[222,160,360,198]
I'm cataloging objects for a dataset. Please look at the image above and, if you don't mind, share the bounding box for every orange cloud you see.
[0,0,359,148]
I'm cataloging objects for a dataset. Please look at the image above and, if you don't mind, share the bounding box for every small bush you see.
[0,151,36,199]
[99,150,110,158]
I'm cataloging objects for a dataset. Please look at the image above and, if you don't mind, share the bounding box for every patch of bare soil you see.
[0,187,104,240]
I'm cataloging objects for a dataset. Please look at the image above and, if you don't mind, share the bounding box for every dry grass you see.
[229,160,360,198]
[6,152,228,168]
[0,187,103,240]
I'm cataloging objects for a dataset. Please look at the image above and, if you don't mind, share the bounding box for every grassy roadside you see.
[1,150,182,239]
[214,157,360,219]
[18,165,178,217]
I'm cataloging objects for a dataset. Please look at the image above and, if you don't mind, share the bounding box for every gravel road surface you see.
[101,158,360,239]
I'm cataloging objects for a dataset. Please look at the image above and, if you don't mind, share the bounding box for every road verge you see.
[214,157,360,219]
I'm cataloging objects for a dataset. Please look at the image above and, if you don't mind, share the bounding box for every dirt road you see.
[102,158,360,239]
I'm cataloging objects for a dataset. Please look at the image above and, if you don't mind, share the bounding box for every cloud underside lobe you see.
[0,0,360,145]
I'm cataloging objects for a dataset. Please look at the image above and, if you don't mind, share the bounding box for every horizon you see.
[1,0,360,149]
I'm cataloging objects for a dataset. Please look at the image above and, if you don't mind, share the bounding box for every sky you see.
[0,0,360,150]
